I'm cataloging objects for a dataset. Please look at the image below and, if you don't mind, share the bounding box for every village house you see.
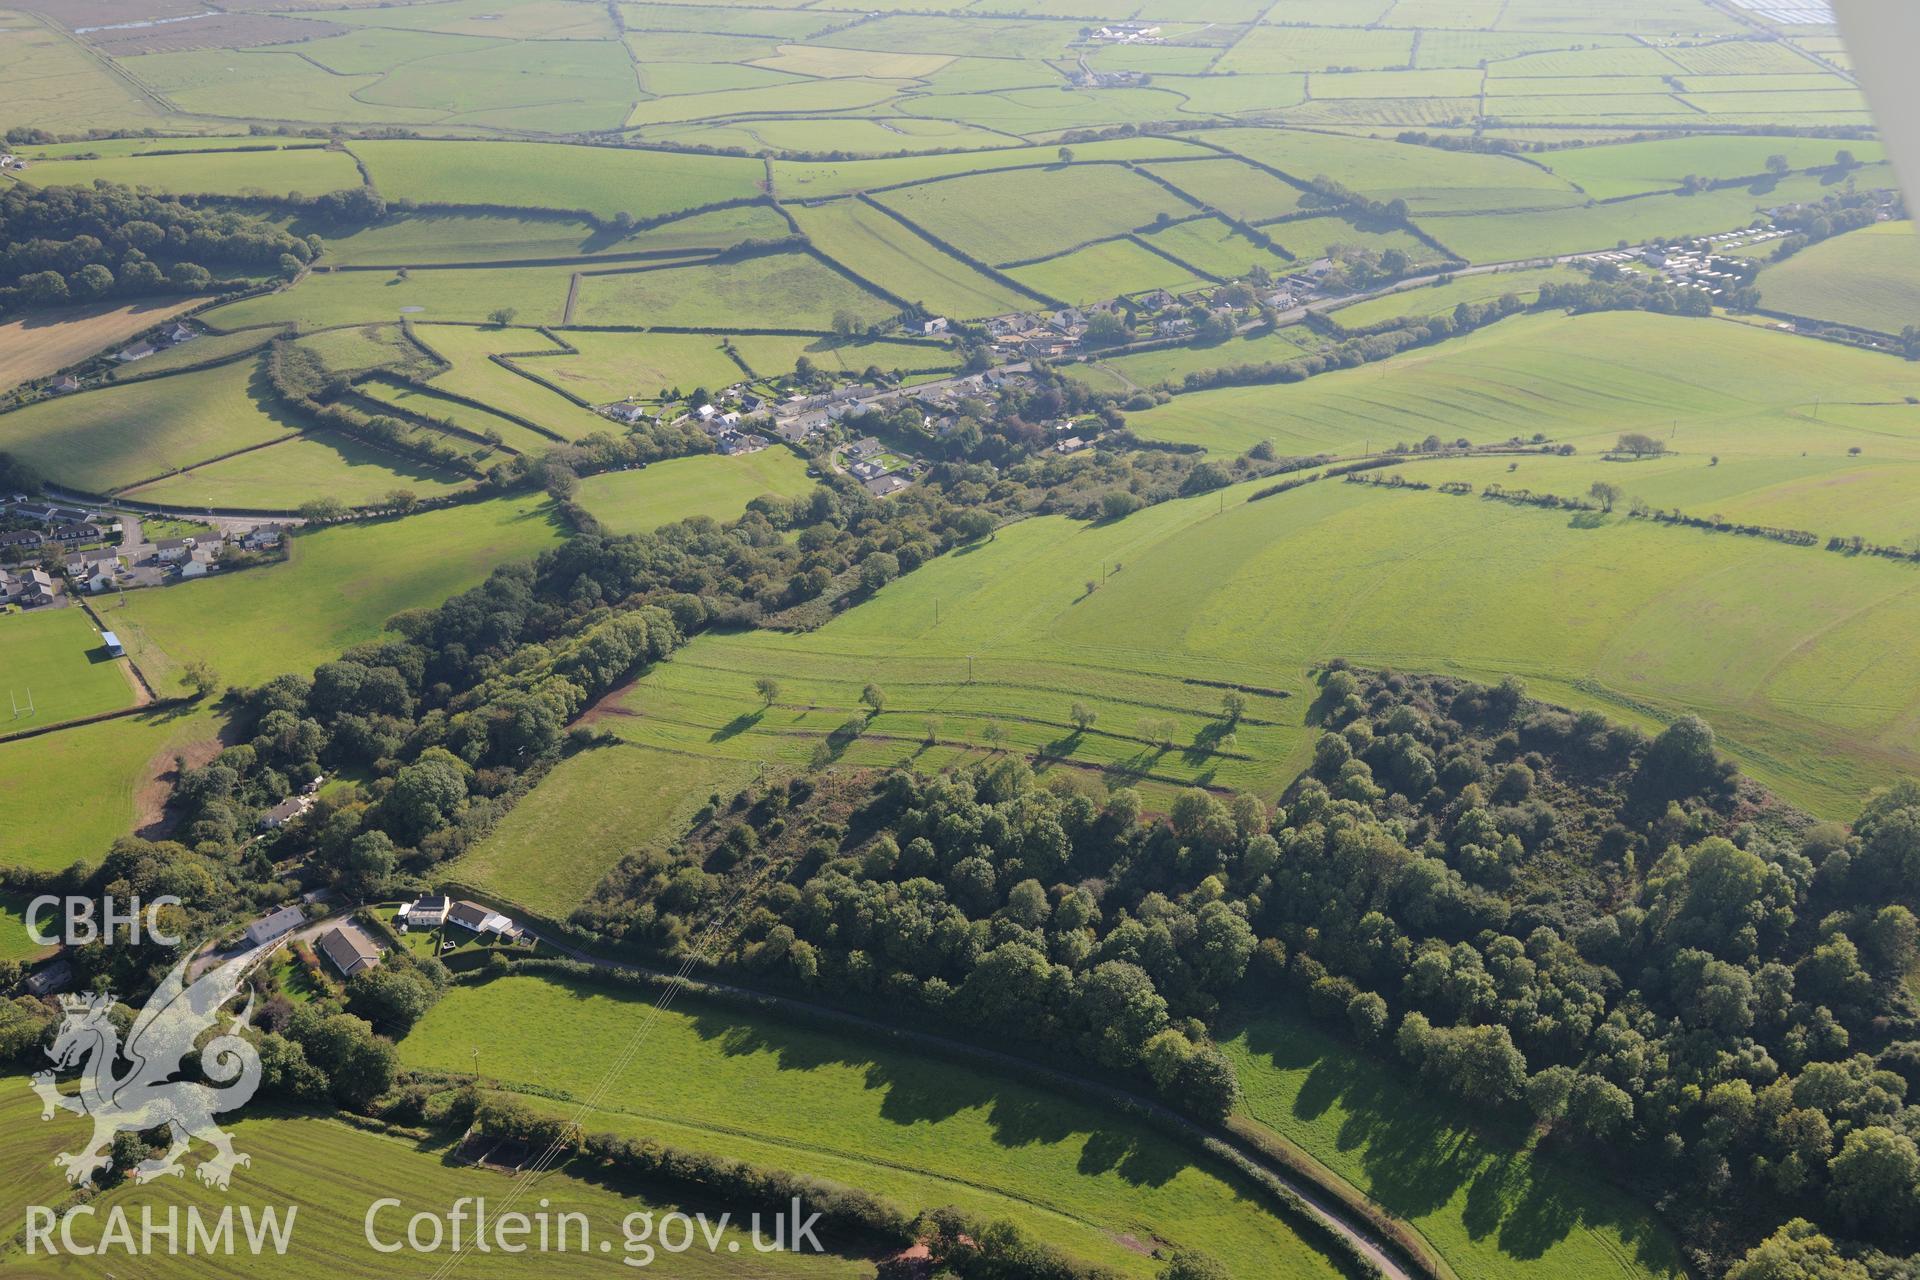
[0,529,45,558]
[48,522,99,546]
[238,525,284,551]
[165,322,198,345]
[863,473,910,498]
[11,569,55,607]
[850,459,887,481]
[24,960,75,998]
[258,796,310,831]
[400,894,450,927]
[115,340,157,363]
[845,437,883,461]
[1054,436,1088,454]
[50,375,80,394]
[317,927,381,979]
[180,550,216,579]
[921,317,949,334]
[244,904,307,947]
[447,899,515,936]
[153,537,196,563]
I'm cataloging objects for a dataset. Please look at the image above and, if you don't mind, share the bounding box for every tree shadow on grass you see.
[1228,1005,1673,1269]
[678,1002,1181,1187]
[710,707,764,742]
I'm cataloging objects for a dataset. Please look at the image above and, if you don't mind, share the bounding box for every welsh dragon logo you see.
[30,948,265,1190]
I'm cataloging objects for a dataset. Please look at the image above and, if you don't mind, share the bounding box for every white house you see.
[244,904,306,947]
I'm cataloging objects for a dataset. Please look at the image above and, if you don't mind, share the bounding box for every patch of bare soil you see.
[133,729,224,839]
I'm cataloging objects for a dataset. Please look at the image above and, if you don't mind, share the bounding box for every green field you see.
[876,164,1194,267]
[0,706,216,872]
[575,450,817,536]
[401,974,1347,1280]
[0,606,134,729]
[607,340,1920,816]
[17,146,363,197]
[202,264,585,331]
[446,744,759,917]
[349,140,764,221]
[771,137,1209,200]
[0,358,299,493]
[1327,265,1587,327]
[789,199,1033,319]
[1222,1007,1684,1280]
[120,431,475,510]
[1196,128,1584,214]
[1071,326,1326,394]
[107,493,563,691]
[568,254,897,330]
[0,1085,866,1277]
[1760,221,1920,335]
[1141,217,1290,279]
[1010,238,1207,305]
[406,325,643,439]
[293,324,424,375]
[1539,136,1885,200]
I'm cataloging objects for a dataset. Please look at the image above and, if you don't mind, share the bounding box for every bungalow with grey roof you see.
[245,904,306,946]
[317,927,381,979]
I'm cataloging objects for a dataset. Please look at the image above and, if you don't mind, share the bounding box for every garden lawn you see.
[1221,1006,1685,1280]
[400,974,1348,1280]
[108,494,562,691]
[444,744,759,917]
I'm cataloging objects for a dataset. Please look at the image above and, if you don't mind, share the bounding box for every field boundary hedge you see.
[855,192,1063,309]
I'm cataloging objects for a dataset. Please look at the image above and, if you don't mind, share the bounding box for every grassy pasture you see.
[1140,158,1308,222]
[1216,25,1416,73]
[1009,238,1207,305]
[203,263,583,330]
[353,38,640,134]
[1422,171,1876,263]
[354,378,561,456]
[1126,311,1920,461]
[410,324,630,439]
[293,323,422,374]
[771,136,1209,199]
[1326,265,1586,327]
[16,147,362,196]
[400,975,1348,1280]
[789,199,1033,319]
[1222,1006,1685,1280]
[1541,136,1884,199]
[625,75,913,127]
[0,357,298,493]
[875,164,1195,266]
[1141,217,1292,280]
[0,1087,864,1277]
[0,16,160,131]
[108,493,561,691]
[1759,221,1920,335]
[1196,128,1583,213]
[321,0,616,39]
[308,214,615,266]
[0,707,218,872]
[575,449,816,536]
[0,298,198,394]
[446,744,759,916]
[520,330,747,403]
[569,253,896,329]
[120,431,475,509]
[0,606,134,730]
[649,115,1009,155]
[606,312,1920,814]
[1071,326,1325,393]
[349,139,763,221]
[118,48,450,126]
